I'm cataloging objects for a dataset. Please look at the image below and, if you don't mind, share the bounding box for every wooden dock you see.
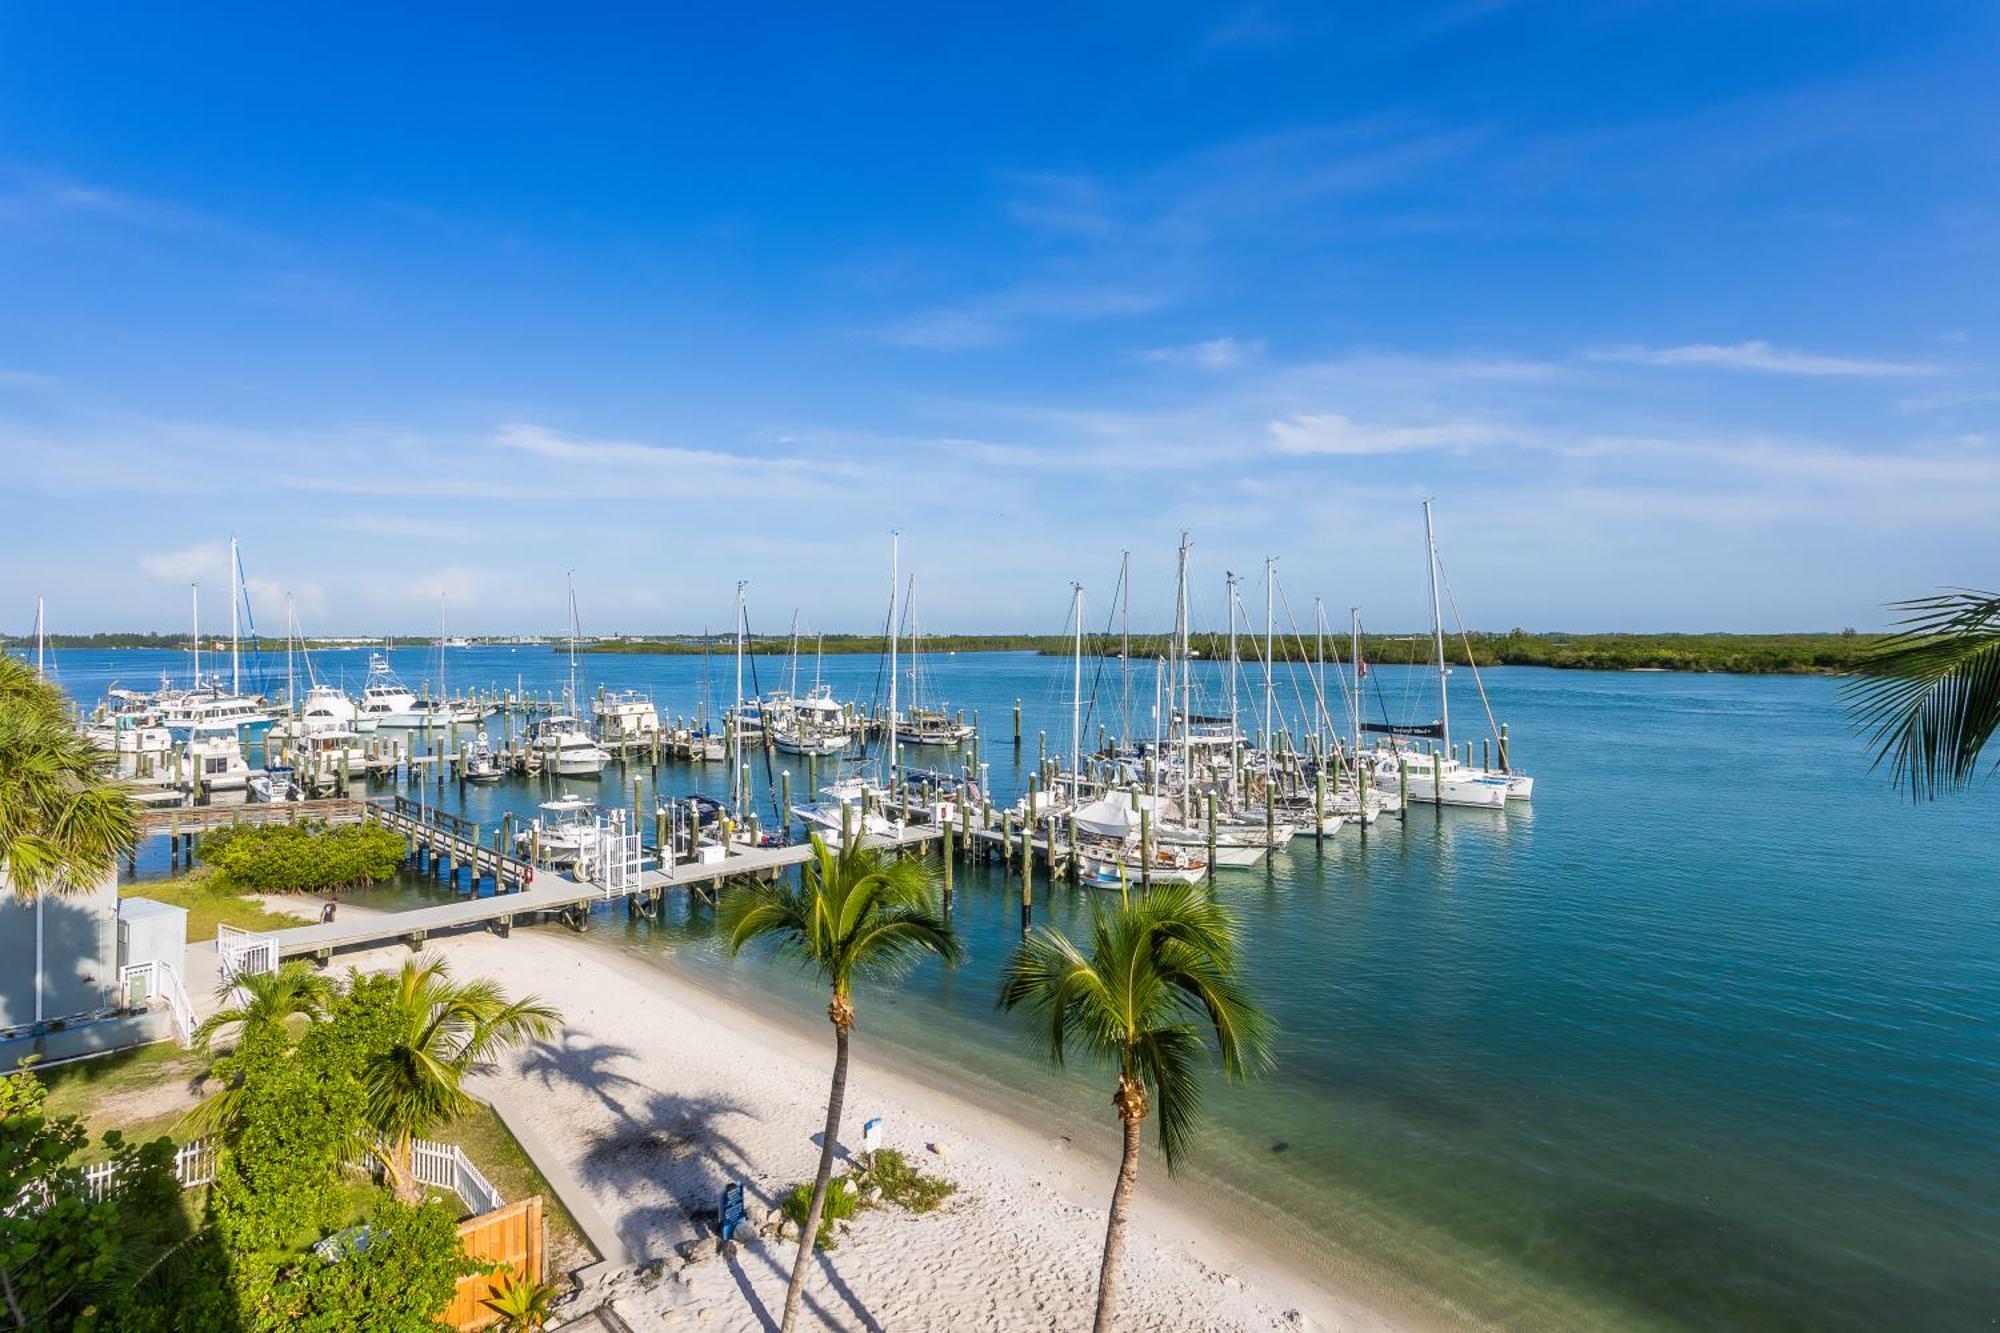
[137,797,373,836]
[261,824,941,965]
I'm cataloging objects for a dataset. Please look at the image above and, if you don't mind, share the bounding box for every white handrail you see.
[118,959,198,1047]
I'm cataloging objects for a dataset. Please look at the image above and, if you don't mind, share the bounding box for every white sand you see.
[363,928,1413,1333]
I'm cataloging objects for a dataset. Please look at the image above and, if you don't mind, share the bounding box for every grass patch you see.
[122,866,311,941]
[863,1148,957,1214]
[781,1176,860,1251]
[431,1100,596,1271]
[38,1041,209,1122]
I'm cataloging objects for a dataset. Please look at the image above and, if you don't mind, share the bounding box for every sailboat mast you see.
[1263,557,1276,757]
[229,535,240,696]
[733,580,746,807]
[438,594,448,706]
[567,575,581,711]
[286,594,296,711]
[191,583,200,687]
[1314,597,1325,756]
[788,610,800,697]
[1119,550,1130,746]
[1227,572,1239,783]
[1349,607,1362,757]
[887,534,899,788]
[33,596,44,677]
[1070,582,1084,785]
[1424,498,1451,753]
[1176,533,1191,807]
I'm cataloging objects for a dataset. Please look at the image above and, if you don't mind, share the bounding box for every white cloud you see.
[139,541,228,580]
[1590,340,1938,377]
[877,283,1173,351]
[1141,337,1265,370]
[1268,412,1518,455]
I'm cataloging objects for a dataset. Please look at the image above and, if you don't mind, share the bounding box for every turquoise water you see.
[69,646,2000,1330]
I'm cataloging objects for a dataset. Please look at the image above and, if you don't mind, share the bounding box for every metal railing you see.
[217,924,278,980]
[118,959,197,1046]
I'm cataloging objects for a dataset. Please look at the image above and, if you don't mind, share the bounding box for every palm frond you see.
[1843,589,2000,799]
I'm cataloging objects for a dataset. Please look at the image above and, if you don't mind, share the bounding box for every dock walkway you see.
[264,824,939,963]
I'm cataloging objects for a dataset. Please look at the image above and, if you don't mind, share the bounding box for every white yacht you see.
[248,765,300,803]
[514,793,603,868]
[185,722,251,792]
[531,714,609,777]
[773,686,851,756]
[594,689,661,745]
[463,730,503,782]
[359,655,425,729]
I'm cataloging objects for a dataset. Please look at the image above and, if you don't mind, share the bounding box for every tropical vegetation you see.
[999,885,1272,1333]
[198,821,408,894]
[0,653,137,899]
[718,833,961,1332]
[1844,589,2000,800]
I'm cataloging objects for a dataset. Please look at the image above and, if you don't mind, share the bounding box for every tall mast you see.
[191,583,200,688]
[733,580,746,807]
[566,573,581,711]
[439,593,448,705]
[887,533,899,787]
[229,535,240,695]
[1176,533,1192,807]
[1070,582,1084,785]
[788,610,800,696]
[286,594,296,711]
[33,596,44,677]
[1349,607,1363,756]
[1314,597,1326,755]
[1227,573,1239,782]
[1263,556,1276,758]
[1424,498,1450,753]
[1119,550,1130,746]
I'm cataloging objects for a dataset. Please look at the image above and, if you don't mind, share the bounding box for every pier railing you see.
[217,924,279,980]
[118,959,196,1046]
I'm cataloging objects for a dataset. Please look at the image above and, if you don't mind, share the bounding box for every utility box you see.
[117,897,188,981]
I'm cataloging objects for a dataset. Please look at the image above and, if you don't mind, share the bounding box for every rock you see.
[777,1220,797,1241]
[698,1310,714,1322]
[861,1185,883,1204]
[677,1235,719,1264]
[1283,1310,1313,1330]
[928,1141,950,1158]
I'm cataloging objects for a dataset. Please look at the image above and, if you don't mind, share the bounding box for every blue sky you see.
[2,3,1996,636]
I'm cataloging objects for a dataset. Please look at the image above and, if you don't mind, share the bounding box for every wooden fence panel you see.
[442,1195,544,1332]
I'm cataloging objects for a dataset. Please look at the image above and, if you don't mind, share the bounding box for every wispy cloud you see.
[876,282,1173,351]
[1590,340,1940,377]
[1201,6,1289,56]
[1268,412,1519,456]
[139,542,228,580]
[1139,337,1265,370]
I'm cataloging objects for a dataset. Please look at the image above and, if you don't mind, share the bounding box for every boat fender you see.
[524,867,535,886]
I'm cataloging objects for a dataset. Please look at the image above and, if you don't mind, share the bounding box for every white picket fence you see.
[78,1138,218,1202]
[68,1135,499,1214]
[118,959,197,1046]
[217,924,278,980]
[410,1138,505,1216]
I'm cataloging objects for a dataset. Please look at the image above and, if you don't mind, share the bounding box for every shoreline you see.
[360,924,1433,1332]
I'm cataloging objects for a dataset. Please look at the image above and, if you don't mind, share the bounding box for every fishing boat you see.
[530,714,609,777]
[247,765,300,803]
[359,655,425,728]
[774,685,852,756]
[462,730,503,782]
[514,793,603,868]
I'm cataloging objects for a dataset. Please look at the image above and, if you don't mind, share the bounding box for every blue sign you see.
[719,1181,745,1240]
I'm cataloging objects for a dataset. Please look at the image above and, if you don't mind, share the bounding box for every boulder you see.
[927,1141,950,1158]
[677,1235,719,1264]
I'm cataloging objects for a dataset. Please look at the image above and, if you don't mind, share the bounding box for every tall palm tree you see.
[361,956,559,1202]
[718,833,961,1333]
[999,884,1272,1333]
[1843,589,2000,800]
[0,655,138,898]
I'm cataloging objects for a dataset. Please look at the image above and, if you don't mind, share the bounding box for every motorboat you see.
[462,730,504,782]
[530,714,609,777]
[185,721,251,792]
[595,689,661,746]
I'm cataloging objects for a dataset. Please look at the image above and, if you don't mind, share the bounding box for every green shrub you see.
[780,1176,859,1250]
[863,1148,956,1214]
[199,821,406,893]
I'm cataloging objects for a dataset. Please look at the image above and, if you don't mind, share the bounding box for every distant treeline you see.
[0,633,374,650]
[579,630,1882,674]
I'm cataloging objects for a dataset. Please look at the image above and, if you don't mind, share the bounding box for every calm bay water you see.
[63,644,2000,1331]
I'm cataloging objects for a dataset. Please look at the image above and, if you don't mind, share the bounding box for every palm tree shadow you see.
[514,1031,647,1129]
[571,1087,767,1260]
[814,1247,882,1333]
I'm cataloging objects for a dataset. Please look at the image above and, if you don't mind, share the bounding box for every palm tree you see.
[999,884,1272,1333]
[0,655,138,898]
[718,833,961,1333]
[192,960,336,1049]
[1843,589,2000,800]
[361,956,559,1202]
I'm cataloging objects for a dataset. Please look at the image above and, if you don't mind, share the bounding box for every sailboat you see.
[1358,501,1520,808]
[530,577,610,777]
[892,578,974,747]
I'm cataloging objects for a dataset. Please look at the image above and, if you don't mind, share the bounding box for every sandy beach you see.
[347,926,1410,1333]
